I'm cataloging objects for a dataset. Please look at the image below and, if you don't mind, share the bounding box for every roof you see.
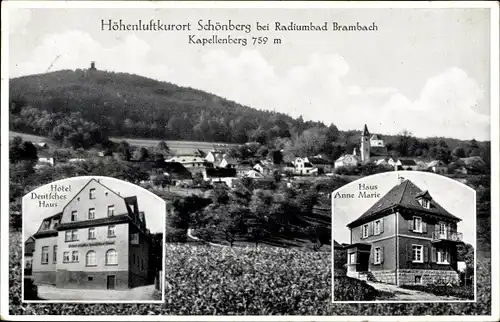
[370,134,381,140]
[205,167,237,178]
[164,162,192,179]
[347,179,461,228]
[370,146,388,156]
[362,124,370,137]
[33,213,62,238]
[308,157,332,165]
[460,156,486,166]
[427,160,446,168]
[399,159,417,166]
[335,154,360,163]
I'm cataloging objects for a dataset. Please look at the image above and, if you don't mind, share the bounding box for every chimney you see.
[90,61,96,70]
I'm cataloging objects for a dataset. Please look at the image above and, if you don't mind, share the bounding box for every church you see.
[334,124,389,168]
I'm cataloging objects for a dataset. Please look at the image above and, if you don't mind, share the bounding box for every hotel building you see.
[31,179,152,289]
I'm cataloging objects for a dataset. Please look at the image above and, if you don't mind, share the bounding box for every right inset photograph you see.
[332,171,476,303]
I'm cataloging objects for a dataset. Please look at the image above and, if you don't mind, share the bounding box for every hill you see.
[9,68,324,144]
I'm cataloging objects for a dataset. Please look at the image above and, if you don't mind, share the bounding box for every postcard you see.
[1,1,498,321]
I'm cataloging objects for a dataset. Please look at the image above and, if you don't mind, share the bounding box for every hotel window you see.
[105,249,118,265]
[86,250,96,266]
[41,246,49,264]
[88,208,95,220]
[131,233,139,245]
[72,251,79,262]
[421,199,430,209]
[362,224,369,238]
[89,188,96,200]
[107,205,115,217]
[53,245,57,264]
[437,248,450,264]
[108,225,116,238]
[412,245,423,263]
[413,216,423,233]
[71,230,78,241]
[88,228,96,240]
[71,211,77,222]
[63,251,70,263]
[374,247,382,264]
[65,231,71,242]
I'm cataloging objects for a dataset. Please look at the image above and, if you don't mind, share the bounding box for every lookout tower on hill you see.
[90,61,96,71]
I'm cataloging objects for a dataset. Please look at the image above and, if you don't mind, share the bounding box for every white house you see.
[392,159,418,171]
[427,160,448,174]
[292,157,318,176]
[246,169,266,179]
[253,163,274,175]
[38,157,55,166]
[334,149,361,168]
[166,156,208,173]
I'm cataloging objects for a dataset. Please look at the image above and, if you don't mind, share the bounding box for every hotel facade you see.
[31,179,152,289]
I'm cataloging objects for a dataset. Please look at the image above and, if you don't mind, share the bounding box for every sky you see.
[332,171,476,246]
[23,176,165,239]
[8,7,491,140]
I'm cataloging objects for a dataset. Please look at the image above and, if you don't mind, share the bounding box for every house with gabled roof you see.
[31,178,153,290]
[427,160,448,174]
[343,178,463,286]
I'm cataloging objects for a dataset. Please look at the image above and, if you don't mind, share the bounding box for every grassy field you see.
[9,131,238,155]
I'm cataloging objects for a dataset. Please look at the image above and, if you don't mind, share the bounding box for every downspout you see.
[394,206,399,286]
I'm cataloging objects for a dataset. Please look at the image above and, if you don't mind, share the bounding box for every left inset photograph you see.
[22,176,165,303]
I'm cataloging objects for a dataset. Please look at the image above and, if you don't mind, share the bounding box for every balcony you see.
[432,230,463,243]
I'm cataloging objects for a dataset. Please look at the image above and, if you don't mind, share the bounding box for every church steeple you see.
[360,124,371,163]
[362,124,370,137]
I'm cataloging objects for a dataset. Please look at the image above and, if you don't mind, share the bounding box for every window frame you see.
[53,245,57,264]
[413,216,423,233]
[71,229,78,241]
[89,188,96,200]
[437,248,450,264]
[63,251,70,263]
[71,251,79,263]
[105,249,118,266]
[374,247,381,264]
[88,227,96,240]
[71,210,78,222]
[362,224,369,238]
[108,225,116,238]
[374,220,382,235]
[412,244,424,263]
[107,205,115,217]
[88,208,96,220]
[41,246,49,265]
[349,252,356,264]
[86,250,97,267]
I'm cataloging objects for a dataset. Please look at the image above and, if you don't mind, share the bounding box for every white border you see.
[20,176,166,304]
[1,1,498,321]
[331,171,477,304]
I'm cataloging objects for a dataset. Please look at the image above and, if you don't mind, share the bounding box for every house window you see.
[131,233,139,245]
[65,231,71,242]
[88,276,94,281]
[86,250,96,266]
[415,275,422,284]
[41,246,49,264]
[71,211,77,222]
[63,251,70,263]
[107,205,115,217]
[88,208,95,220]
[105,249,118,265]
[71,251,79,262]
[374,220,382,235]
[413,216,422,233]
[349,253,356,264]
[108,225,116,238]
[71,230,78,241]
[362,224,369,238]
[438,222,447,235]
[374,247,382,264]
[89,188,96,199]
[437,248,450,264]
[88,228,96,240]
[412,245,423,263]
[53,245,57,264]
[421,199,430,209]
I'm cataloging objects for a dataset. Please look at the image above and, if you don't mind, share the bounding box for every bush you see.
[401,284,474,300]
[333,276,378,301]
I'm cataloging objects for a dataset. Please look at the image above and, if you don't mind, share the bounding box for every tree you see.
[134,147,150,161]
[117,141,131,161]
[9,138,38,163]
[304,224,330,251]
[152,174,171,190]
[157,140,170,154]
[452,146,466,159]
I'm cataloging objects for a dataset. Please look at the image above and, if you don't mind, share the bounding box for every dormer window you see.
[421,199,430,209]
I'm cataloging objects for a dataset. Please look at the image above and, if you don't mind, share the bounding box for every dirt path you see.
[37,284,158,301]
[366,281,460,301]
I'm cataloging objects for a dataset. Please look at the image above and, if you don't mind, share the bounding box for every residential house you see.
[375,158,390,166]
[202,167,238,188]
[37,157,55,167]
[334,149,361,168]
[219,157,238,169]
[235,160,254,177]
[427,160,448,174]
[205,150,224,163]
[391,159,419,171]
[163,162,193,186]
[37,142,49,149]
[254,162,274,176]
[307,156,334,174]
[343,178,463,286]
[246,169,266,179]
[293,157,318,176]
[31,179,153,289]
[166,156,209,174]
